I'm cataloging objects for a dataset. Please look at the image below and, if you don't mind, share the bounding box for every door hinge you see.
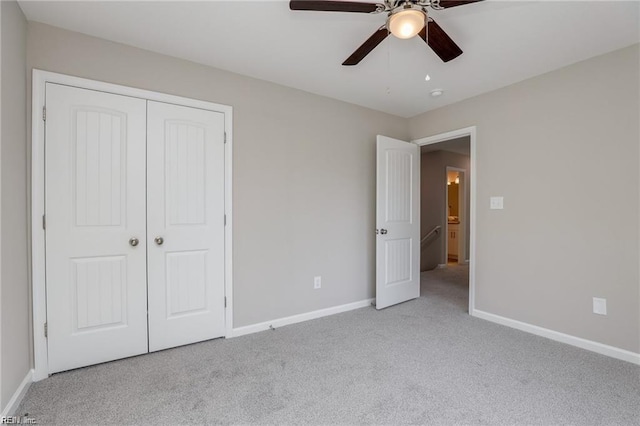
[224,297,227,308]
[224,132,227,144]
[42,106,46,122]
[44,322,48,338]
[42,214,46,230]
[224,214,226,226]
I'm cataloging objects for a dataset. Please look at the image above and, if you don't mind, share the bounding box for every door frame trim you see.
[412,126,476,316]
[31,69,234,381]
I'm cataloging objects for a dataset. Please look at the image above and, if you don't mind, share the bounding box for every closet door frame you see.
[31,70,234,381]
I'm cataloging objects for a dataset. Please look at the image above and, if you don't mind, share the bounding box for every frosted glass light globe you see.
[388,9,425,39]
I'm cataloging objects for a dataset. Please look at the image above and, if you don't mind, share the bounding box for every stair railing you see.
[420,225,441,247]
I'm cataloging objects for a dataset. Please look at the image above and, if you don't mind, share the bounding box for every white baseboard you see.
[473,310,640,365]
[1,369,33,416]
[230,298,374,338]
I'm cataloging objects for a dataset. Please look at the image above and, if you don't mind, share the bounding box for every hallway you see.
[420,264,469,312]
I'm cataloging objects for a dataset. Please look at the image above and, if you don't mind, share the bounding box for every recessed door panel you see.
[147,101,226,352]
[73,109,125,227]
[384,238,413,286]
[71,256,127,331]
[166,250,208,317]
[45,83,148,373]
[165,122,206,226]
[385,150,413,223]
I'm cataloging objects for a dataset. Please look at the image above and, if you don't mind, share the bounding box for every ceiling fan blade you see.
[437,0,483,8]
[342,26,389,66]
[419,19,462,63]
[290,1,383,13]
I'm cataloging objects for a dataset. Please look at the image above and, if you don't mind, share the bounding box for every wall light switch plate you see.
[490,196,504,210]
[593,297,607,315]
[314,276,321,290]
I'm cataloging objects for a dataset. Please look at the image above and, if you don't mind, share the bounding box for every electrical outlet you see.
[314,276,321,290]
[490,196,504,210]
[593,297,607,315]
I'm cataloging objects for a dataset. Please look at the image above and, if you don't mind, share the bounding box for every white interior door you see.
[146,101,226,352]
[45,84,148,373]
[376,135,420,309]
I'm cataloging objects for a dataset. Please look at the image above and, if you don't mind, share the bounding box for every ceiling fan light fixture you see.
[387,9,425,39]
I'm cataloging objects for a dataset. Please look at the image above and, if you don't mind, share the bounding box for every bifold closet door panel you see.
[45,83,149,373]
[146,101,226,352]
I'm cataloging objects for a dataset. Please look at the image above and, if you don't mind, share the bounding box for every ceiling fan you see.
[289,0,482,65]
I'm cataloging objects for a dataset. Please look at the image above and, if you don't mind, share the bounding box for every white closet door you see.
[45,84,148,373]
[146,101,226,352]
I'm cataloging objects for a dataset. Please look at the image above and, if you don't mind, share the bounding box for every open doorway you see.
[414,127,475,314]
[446,167,466,266]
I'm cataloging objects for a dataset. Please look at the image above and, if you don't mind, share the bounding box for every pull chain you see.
[386,28,391,95]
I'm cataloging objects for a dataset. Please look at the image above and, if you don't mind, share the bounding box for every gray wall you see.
[26,22,409,329]
[1,0,29,412]
[409,44,640,353]
[420,150,470,271]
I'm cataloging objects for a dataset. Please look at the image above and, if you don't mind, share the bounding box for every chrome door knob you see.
[129,237,139,247]
[154,236,164,246]
[380,229,388,235]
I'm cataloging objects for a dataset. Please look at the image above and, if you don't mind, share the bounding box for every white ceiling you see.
[18,0,640,118]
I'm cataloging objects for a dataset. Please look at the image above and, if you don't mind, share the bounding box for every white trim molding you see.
[31,70,234,381]
[413,126,477,316]
[230,299,375,338]
[0,370,33,416]
[473,310,640,365]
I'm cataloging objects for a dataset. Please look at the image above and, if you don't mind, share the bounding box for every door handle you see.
[380,229,388,235]
[129,237,139,247]
[154,236,164,246]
